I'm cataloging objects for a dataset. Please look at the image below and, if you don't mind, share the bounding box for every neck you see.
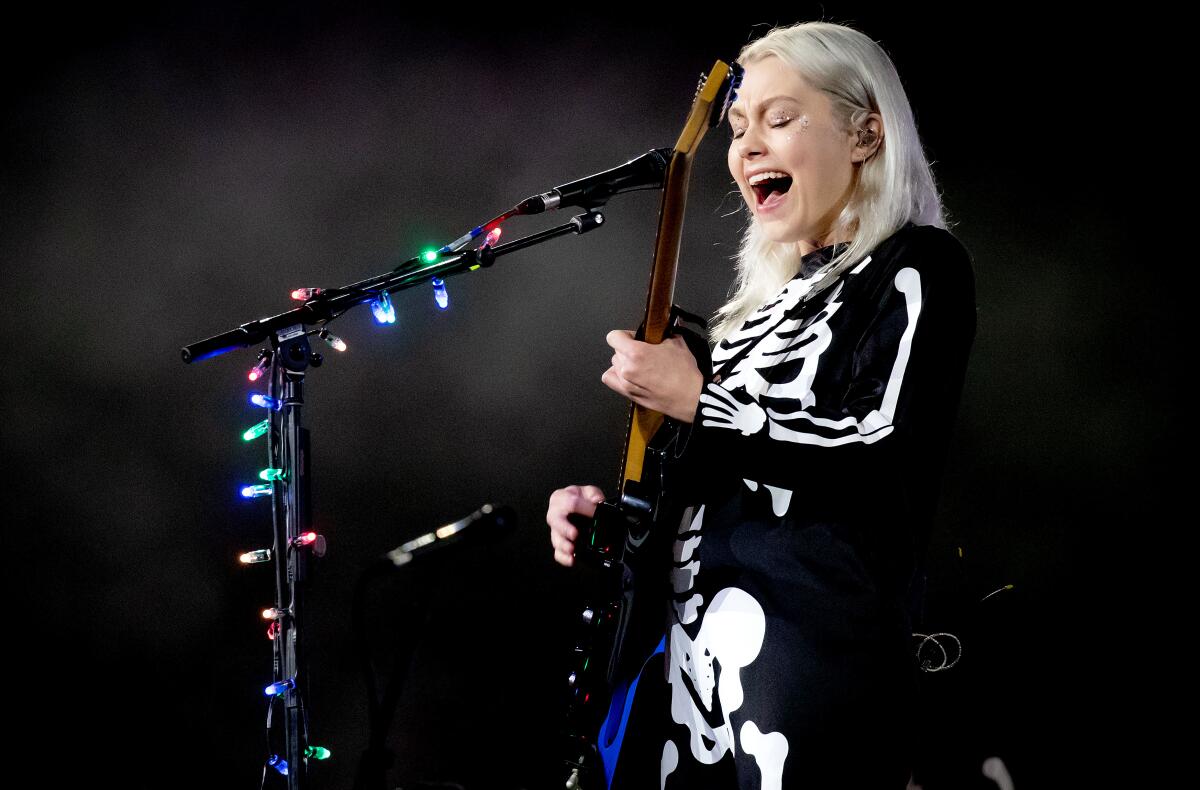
[798,232,850,257]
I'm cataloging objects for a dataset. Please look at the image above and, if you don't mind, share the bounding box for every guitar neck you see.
[616,60,737,493]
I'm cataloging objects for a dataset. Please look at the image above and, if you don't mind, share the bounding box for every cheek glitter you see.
[783,114,811,144]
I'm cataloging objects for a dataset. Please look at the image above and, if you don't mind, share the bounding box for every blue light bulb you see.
[265,677,295,696]
[432,278,449,310]
[268,755,289,775]
[249,393,281,411]
[370,291,396,325]
[241,484,273,498]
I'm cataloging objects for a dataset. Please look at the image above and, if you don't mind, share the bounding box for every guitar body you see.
[564,404,699,790]
[560,91,733,777]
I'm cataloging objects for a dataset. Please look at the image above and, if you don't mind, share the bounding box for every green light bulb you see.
[259,468,285,481]
[422,249,438,263]
[243,420,269,441]
[304,746,331,760]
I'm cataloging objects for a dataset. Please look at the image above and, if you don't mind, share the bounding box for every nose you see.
[731,131,766,168]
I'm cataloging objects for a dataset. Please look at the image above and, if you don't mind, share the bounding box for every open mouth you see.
[750,175,793,206]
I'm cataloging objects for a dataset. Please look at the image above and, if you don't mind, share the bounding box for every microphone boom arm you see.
[181,209,609,363]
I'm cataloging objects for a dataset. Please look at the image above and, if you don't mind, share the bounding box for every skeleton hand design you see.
[699,385,767,436]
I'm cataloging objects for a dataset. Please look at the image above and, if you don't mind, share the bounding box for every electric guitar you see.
[562,58,742,790]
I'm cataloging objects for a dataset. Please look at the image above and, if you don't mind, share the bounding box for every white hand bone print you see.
[699,386,766,436]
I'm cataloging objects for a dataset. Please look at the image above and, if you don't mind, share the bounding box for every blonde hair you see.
[711,21,948,343]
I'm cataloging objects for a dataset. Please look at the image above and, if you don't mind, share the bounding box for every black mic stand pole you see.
[266,326,321,789]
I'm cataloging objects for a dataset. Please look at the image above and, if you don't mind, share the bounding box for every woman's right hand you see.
[546,484,606,567]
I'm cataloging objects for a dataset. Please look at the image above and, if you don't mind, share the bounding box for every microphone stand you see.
[181,209,607,364]
[182,208,608,790]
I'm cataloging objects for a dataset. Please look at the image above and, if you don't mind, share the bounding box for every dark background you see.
[2,3,1159,789]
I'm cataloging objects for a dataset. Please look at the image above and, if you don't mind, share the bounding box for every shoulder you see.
[881,223,972,272]
[865,223,975,296]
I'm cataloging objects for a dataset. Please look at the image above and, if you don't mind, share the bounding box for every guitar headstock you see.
[693,61,743,127]
[673,60,743,156]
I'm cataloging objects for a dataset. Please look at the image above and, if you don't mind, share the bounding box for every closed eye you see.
[730,117,791,140]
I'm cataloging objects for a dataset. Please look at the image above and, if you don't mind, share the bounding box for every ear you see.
[851,112,883,163]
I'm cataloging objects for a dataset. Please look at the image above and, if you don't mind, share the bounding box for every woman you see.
[548,21,975,789]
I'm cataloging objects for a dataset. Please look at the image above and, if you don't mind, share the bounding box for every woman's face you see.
[727,56,872,252]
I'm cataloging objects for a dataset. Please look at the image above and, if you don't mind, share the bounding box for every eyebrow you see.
[728,95,801,120]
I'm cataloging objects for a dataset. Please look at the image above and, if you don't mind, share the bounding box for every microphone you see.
[382,503,516,568]
[515,147,673,214]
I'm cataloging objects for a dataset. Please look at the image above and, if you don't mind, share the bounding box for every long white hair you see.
[711,21,949,343]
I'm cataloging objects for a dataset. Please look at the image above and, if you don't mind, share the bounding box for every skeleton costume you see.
[604,221,976,790]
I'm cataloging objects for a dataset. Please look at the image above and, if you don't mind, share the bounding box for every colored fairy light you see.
[267,755,289,775]
[240,484,273,499]
[318,329,347,352]
[259,468,285,482]
[262,607,285,619]
[266,621,280,640]
[243,420,269,441]
[265,678,295,697]
[483,227,502,247]
[292,532,318,547]
[291,287,324,301]
[249,393,281,411]
[304,746,331,760]
[247,357,270,382]
[421,249,438,263]
[240,549,271,564]
[432,277,449,310]
[370,291,396,325]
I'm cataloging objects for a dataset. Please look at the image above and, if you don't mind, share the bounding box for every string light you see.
[264,678,295,697]
[248,357,270,382]
[240,484,272,499]
[249,393,281,411]
[291,532,318,548]
[262,607,286,620]
[242,420,269,441]
[267,755,289,775]
[432,278,449,310]
[304,746,331,760]
[239,549,271,564]
[421,249,439,263]
[370,291,396,325]
[291,287,324,301]
[318,329,347,352]
[483,227,502,247]
[259,468,285,482]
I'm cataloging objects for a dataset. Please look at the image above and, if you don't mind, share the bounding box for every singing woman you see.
[548,20,976,788]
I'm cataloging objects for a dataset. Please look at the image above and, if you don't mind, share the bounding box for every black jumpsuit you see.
[603,221,976,790]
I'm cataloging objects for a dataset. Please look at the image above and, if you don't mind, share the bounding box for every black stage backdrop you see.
[1,4,1163,789]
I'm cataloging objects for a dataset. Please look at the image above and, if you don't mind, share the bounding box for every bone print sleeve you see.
[683,226,976,494]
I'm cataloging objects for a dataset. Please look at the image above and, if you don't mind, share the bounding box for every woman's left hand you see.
[601,330,704,423]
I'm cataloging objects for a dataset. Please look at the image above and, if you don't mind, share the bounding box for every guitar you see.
[562,59,742,790]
